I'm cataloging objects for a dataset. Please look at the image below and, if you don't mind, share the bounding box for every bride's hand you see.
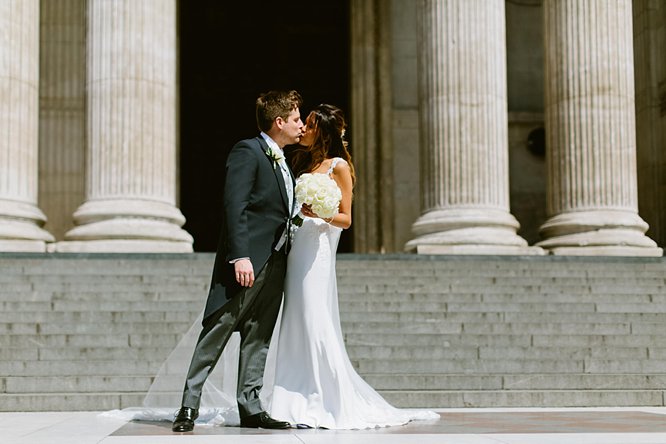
[300,204,317,218]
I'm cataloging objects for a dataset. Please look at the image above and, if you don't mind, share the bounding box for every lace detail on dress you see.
[326,157,344,176]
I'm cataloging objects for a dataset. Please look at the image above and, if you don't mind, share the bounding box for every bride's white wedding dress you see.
[268,159,437,429]
[101,158,438,429]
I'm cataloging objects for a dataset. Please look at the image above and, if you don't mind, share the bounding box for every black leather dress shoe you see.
[172,407,198,432]
[240,411,290,429]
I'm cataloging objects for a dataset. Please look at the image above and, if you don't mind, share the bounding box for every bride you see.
[269,104,436,429]
[106,104,437,430]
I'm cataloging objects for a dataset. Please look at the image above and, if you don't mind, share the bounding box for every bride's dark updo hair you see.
[290,104,356,183]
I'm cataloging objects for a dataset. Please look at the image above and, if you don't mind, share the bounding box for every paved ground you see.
[4,408,666,444]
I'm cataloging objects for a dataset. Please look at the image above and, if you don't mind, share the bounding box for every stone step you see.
[0,300,201,313]
[0,346,175,361]
[1,389,663,411]
[3,291,204,302]
[5,279,660,292]
[6,260,664,276]
[339,300,629,312]
[353,282,663,291]
[2,334,664,356]
[352,358,666,374]
[4,319,661,336]
[5,296,666,314]
[13,268,658,279]
[3,254,662,267]
[380,389,666,408]
[363,373,666,391]
[0,311,199,324]
[1,333,664,351]
[341,284,665,295]
[338,292,661,303]
[341,311,666,324]
[337,275,666,284]
[6,309,666,325]
[1,344,658,363]
[339,321,637,335]
[337,270,665,285]
[5,355,666,377]
[1,343,664,364]
[344,333,666,347]
[2,376,153,393]
[0,322,194,335]
[0,360,162,376]
[353,358,587,374]
[344,345,652,360]
[0,393,145,412]
[4,373,666,396]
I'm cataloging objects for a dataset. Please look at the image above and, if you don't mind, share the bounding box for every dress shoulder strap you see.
[327,157,344,176]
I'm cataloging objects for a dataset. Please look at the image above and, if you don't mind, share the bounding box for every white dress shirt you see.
[260,132,293,211]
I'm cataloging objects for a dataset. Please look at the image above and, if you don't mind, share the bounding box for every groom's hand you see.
[234,259,255,287]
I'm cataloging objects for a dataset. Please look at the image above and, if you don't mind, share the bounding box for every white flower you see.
[269,146,284,162]
[295,173,342,219]
[265,146,284,169]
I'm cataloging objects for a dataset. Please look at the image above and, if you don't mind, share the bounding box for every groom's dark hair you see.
[256,90,303,132]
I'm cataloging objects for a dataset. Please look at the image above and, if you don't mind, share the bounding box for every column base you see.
[537,229,662,257]
[545,245,663,256]
[409,242,545,255]
[0,239,49,252]
[53,239,192,253]
[538,210,662,256]
[405,208,544,255]
[61,198,193,253]
[0,200,55,252]
[406,228,545,255]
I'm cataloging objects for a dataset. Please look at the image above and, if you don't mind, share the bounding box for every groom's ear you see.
[274,116,285,130]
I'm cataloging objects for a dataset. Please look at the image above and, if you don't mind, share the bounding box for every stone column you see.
[538,0,661,256]
[0,0,55,252]
[406,0,540,254]
[58,0,193,252]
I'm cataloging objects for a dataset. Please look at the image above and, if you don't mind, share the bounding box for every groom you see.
[172,90,303,432]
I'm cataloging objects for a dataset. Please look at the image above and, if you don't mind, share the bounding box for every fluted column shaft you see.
[538,0,661,256]
[0,0,54,251]
[58,0,192,252]
[407,0,540,254]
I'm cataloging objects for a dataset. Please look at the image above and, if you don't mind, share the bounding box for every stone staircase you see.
[1,253,665,411]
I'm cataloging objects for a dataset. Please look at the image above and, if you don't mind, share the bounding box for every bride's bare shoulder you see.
[330,158,350,173]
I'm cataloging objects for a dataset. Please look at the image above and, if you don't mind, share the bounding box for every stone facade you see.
[0,0,662,255]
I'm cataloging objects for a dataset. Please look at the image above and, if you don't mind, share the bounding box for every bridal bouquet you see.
[292,173,342,226]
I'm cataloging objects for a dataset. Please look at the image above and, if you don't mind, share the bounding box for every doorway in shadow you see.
[179,1,351,252]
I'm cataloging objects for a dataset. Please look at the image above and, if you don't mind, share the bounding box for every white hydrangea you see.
[295,173,342,219]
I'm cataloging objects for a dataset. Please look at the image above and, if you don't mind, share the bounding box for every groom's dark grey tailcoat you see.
[181,135,294,416]
[203,136,293,323]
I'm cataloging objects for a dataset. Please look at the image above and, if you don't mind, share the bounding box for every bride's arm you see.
[327,161,353,229]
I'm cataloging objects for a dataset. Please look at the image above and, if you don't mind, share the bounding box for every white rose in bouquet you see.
[293,173,342,225]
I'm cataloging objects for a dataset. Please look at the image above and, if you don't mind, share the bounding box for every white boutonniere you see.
[265,146,284,170]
